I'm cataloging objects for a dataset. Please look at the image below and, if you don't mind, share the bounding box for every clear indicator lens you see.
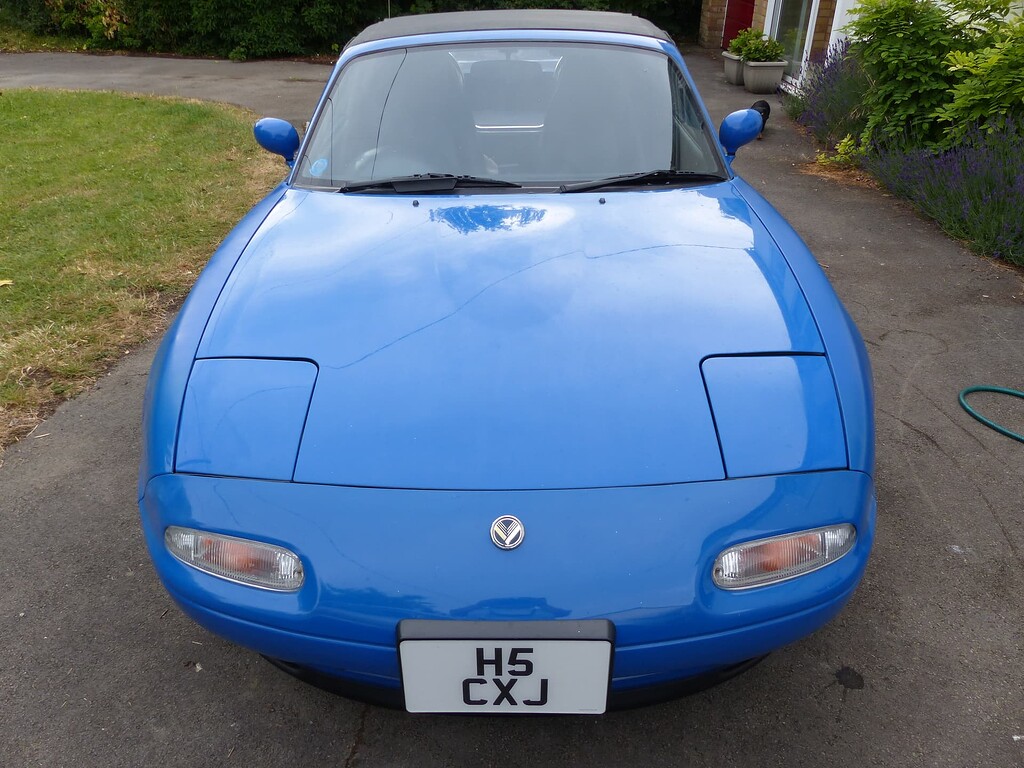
[165,526,304,591]
[713,524,856,589]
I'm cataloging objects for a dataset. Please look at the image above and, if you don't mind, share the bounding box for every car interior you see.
[298,43,720,187]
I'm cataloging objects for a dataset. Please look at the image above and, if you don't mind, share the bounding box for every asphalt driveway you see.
[1,50,1022,768]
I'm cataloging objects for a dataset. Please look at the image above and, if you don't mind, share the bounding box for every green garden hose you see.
[958,386,1024,443]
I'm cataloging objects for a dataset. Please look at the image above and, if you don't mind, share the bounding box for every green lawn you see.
[0,89,283,449]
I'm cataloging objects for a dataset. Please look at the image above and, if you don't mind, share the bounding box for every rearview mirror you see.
[254,117,300,167]
[719,109,762,161]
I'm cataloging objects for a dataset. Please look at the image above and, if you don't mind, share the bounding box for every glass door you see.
[770,0,813,77]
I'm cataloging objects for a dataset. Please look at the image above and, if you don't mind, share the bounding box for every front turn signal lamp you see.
[165,526,304,591]
[713,524,856,590]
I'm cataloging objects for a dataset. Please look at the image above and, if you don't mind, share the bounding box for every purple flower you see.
[864,116,1024,265]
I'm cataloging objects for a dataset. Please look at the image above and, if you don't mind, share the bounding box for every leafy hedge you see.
[788,0,1024,265]
[936,18,1024,141]
[3,0,700,59]
[846,0,1016,147]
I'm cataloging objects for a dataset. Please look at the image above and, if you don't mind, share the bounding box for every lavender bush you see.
[791,39,869,147]
[784,4,1023,266]
[865,118,1024,265]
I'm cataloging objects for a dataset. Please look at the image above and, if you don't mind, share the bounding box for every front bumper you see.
[140,470,875,702]
[263,653,770,710]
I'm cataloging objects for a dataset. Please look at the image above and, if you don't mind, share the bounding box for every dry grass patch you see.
[795,161,881,190]
[0,88,282,454]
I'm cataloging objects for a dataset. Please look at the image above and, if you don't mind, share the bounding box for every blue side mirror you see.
[254,117,300,167]
[719,109,763,161]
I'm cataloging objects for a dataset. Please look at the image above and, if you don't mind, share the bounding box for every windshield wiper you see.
[338,174,522,194]
[559,170,726,194]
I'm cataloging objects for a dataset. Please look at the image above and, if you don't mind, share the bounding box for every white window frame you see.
[829,0,859,48]
[762,0,823,83]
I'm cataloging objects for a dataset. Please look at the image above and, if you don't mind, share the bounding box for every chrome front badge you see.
[490,516,524,550]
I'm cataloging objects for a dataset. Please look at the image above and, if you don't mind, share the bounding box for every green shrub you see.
[726,28,785,61]
[815,134,865,169]
[1,0,53,33]
[847,0,961,146]
[3,0,703,58]
[740,35,785,62]
[119,0,187,51]
[727,27,761,56]
[191,0,303,60]
[846,0,1010,146]
[936,17,1024,142]
[38,0,128,42]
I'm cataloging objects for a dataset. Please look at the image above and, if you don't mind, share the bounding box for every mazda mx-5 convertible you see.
[138,10,875,714]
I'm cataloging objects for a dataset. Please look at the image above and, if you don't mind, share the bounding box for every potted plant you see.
[741,36,787,94]
[722,28,760,85]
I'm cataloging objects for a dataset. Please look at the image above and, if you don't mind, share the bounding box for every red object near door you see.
[722,0,756,48]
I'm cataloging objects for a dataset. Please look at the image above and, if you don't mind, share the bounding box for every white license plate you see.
[400,637,612,714]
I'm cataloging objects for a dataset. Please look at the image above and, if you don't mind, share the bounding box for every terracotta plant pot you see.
[742,60,786,94]
[722,51,744,85]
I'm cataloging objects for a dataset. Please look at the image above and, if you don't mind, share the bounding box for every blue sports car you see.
[138,10,875,714]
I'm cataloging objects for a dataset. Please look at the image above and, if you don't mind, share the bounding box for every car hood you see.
[196,185,824,490]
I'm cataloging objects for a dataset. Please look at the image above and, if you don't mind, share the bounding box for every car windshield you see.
[293,42,725,190]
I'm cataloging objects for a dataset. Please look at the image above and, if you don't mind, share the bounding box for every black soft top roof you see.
[347,10,672,48]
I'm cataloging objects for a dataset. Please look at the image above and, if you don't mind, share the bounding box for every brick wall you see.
[752,0,769,34]
[699,0,728,47]
[810,0,838,57]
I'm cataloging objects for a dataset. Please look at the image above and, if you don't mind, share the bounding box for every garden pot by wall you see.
[722,51,744,85]
[742,60,786,94]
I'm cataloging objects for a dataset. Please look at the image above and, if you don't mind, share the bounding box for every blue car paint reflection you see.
[181,187,828,490]
[430,204,547,234]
